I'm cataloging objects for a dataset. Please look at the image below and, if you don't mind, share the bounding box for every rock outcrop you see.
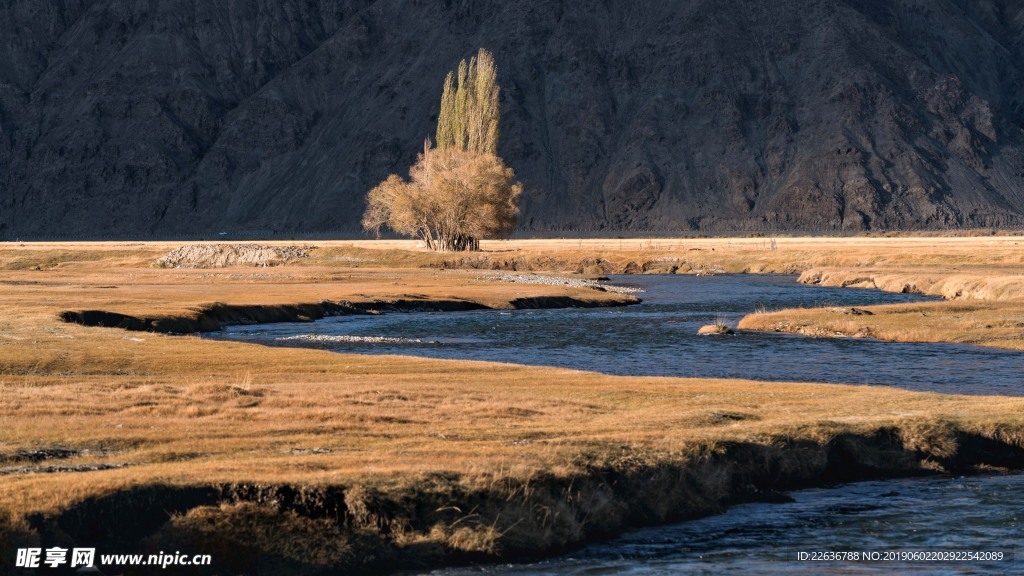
[154,244,315,268]
[1,0,1023,238]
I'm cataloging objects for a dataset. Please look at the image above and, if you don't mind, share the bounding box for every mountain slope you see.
[1,0,1023,237]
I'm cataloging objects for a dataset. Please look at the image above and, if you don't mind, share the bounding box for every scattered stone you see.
[707,411,757,422]
[286,447,334,455]
[795,326,845,338]
[0,462,129,476]
[694,265,727,276]
[480,272,644,294]
[831,307,874,315]
[276,334,436,344]
[4,447,80,463]
[155,244,316,268]
[641,260,680,274]
[574,258,617,275]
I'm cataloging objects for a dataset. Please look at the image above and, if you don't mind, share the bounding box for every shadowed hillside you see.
[1,0,1023,237]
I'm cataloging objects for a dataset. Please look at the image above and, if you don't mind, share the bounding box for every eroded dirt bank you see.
[796,268,1024,302]
[5,423,1024,575]
[739,267,1024,350]
[59,294,639,334]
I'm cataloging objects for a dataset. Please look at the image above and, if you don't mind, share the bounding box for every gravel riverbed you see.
[477,272,644,294]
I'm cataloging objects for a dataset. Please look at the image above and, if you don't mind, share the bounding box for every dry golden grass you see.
[1,238,1023,571]
[739,301,1024,350]
[724,237,1024,349]
[0,235,1019,496]
[315,235,1024,274]
[6,235,1024,273]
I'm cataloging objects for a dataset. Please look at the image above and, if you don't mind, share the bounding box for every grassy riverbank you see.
[734,244,1024,350]
[2,238,1024,574]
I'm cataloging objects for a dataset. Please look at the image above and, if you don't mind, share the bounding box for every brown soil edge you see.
[735,267,1024,345]
[57,294,639,334]
[3,423,1023,575]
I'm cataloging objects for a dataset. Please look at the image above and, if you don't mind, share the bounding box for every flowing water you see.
[423,474,1023,575]
[208,274,1024,395]
[207,274,1024,574]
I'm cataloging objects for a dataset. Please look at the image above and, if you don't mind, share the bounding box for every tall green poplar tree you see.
[436,48,500,155]
[364,48,519,252]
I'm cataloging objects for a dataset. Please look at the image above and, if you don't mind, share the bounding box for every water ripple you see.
[209,275,1024,396]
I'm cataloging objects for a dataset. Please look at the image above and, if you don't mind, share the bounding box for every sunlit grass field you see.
[2,236,1023,571]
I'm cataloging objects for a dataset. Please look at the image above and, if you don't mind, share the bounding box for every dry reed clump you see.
[698,323,734,335]
[188,375,265,403]
[897,420,961,460]
[149,501,353,573]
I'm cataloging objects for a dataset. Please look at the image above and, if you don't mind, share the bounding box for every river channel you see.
[207,274,1024,574]
[208,274,1024,395]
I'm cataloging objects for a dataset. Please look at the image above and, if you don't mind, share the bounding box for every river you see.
[207,274,1024,394]
[206,274,1024,574]
[424,474,1022,575]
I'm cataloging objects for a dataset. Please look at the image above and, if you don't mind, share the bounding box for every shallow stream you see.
[208,274,1024,395]
[207,274,1024,573]
[425,474,1023,575]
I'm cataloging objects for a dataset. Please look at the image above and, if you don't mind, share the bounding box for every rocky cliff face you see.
[2,0,1023,238]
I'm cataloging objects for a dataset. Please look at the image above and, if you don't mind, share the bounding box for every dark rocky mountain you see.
[1,0,1023,238]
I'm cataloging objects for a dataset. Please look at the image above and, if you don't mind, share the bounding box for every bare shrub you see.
[362,144,521,251]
